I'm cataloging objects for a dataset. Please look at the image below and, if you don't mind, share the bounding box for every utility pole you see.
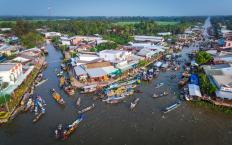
[48,0,52,17]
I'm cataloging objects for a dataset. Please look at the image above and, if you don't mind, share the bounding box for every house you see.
[99,50,132,63]
[73,65,88,81]
[60,36,71,46]
[0,28,12,32]
[0,63,23,85]
[133,35,164,43]
[0,45,18,56]
[157,32,172,36]
[44,32,61,39]
[69,36,101,45]
[220,40,232,50]
[116,60,138,73]
[84,61,119,81]
[203,64,232,100]
[137,48,156,58]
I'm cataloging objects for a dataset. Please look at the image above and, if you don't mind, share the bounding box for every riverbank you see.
[0,57,45,123]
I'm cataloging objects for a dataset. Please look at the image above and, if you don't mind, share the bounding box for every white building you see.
[44,32,61,39]
[134,35,164,43]
[99,50,132,63]
[60,36,71,46]
[0,63,23,85]
[137,48,156,58]
[157,32,172,36]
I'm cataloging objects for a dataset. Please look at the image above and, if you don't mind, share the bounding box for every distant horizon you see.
[0,14,232,18]
[1,0,232,17]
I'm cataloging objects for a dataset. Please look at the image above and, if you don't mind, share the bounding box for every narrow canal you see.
[0,43,232,145]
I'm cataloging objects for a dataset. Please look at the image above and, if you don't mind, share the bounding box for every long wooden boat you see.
[55,115,84,140]
[130,98,140,110]
[51,89,65,105]
[163,101,181,113]
[78,104,95,114]
[35,79,48,87]
[33,112,44,123]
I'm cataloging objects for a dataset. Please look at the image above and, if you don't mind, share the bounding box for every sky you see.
[0,0,232,16]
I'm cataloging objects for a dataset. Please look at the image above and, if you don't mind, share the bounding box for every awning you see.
[188,84,202,97]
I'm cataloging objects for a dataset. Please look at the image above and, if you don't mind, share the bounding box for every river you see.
[0,43,232,145]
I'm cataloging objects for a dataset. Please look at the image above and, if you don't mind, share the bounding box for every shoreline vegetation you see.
[190,100,232,115]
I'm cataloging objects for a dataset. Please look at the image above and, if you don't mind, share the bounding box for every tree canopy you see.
[21,32,44,48]
[195,51,213,65]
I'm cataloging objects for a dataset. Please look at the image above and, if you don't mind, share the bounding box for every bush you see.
[91,42,118,52]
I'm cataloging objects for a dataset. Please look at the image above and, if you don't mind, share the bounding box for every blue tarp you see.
[218,38,225,46]
[190,74,199,85]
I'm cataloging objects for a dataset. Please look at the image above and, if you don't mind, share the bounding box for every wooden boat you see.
[76,97,81,107]
[130,98,140,110]
[78,104,95,114]
[43,62,48,69]
[35,73,43,82]
[160,91,169,97]
[35,79,48,87]
[155,83,164,89]
[33,112,44,123]
[80,85,97,94]
[59,76,65,88]
[64,86,75,96]
[51,89,65,105]
[24,98,34,112]
[106,99,122,104]
[152,93,159,98]
[55,115,84,140]
[163,101,181,113]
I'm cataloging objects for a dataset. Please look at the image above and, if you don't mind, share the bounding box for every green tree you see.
[13,20,34,37]
[91,42,118,52]
[199,73,217,95]
[21,32,44,48]
[196,51,213,65]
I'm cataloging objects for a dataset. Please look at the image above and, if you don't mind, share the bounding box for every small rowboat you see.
[130,98,140,110]
[78,104,95,114]
[155,83,164,89]
[76,97,81,107]
[152,93,159,98]
[51,89,65,105]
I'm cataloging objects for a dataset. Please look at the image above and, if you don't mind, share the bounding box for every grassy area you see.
[0,21,16,24]
[114,21,179,26]
[114,21,140,25]
[191,100,232,115]
[155,21,179,25]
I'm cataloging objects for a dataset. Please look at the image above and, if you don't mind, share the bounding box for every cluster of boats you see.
[59,76,75,96]
[24,95,46,123]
